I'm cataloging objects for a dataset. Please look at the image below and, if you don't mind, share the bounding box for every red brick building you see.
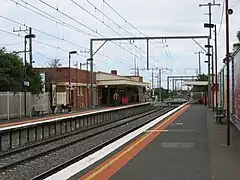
[35,67,97,108]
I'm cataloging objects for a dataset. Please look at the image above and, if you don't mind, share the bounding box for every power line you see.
[11,0,95,36]
[37,0,142,59]
[103,0,146,36]
[71,0,123,37]
[71,0,149,60]
[0,15,89,51]
[38,0,98,35]
[218,0,225,34]
[0,42,22,46]
[85,0,135,37]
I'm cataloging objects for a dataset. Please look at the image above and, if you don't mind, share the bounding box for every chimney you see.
[111,70,117,75]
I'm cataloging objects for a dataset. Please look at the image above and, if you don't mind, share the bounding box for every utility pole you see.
[225,0,232,146]
[159,69,162,102]
[152,69,154,97]
[29,27,33,67]
[199,1,220,108]
[195,51,204,75]
[214,25,218,109]
[134,55,137,76]
[211,46,214,109]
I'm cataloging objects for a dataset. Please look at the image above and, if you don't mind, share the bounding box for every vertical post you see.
[76,62,78,108]
[134,55,137,76]
[86,60,89,107]
[90,39,94,107]
[225,0,230,146]
[151,69,154,97]
[209,3,212,39]
[207,37,211,108]
[214,25,218,109]
[147,39,149,70]
[198,52,201,75]
[29,27,33,67]
[80,62,82,70]
[7,91,9,120]
[29,93,32,117]
[212,47,214,109]
[68,53,71,104]
[19,92,22,119]
[159,69,162,102]
[24,36,27,117]
[167,77,169,94]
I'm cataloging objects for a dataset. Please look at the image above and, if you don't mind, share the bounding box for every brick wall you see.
[35,67,96,84]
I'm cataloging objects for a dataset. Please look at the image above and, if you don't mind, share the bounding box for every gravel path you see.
[0,108,171,180]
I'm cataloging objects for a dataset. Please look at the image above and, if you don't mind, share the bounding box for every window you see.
[77,87,83,96]
[80,87,83,96]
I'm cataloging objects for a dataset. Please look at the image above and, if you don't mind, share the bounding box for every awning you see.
[184,81,208,86]
[97,79,149,87]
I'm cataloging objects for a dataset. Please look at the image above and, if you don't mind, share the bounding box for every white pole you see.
[19,92,22,119]
[7,91,9,120]
[29,93,32,117]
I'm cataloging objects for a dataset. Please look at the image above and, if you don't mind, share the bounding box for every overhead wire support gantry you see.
[88,35,209,106]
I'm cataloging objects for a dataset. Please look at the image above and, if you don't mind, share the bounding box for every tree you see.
[44,58,62,92]
[48,58,62,68]
[0,48,43,93]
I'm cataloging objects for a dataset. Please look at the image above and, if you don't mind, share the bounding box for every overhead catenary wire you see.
[0,15,89,51]
[218,0,225,34]
[103,0,147,36]
[11,0,95,36]
[38,0,142,59]
[85,0,136,37]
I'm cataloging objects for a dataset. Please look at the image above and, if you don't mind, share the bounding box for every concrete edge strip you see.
[0,102,150,131]
[44,102,189,180]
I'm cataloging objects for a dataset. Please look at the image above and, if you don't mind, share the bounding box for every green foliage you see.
[0,48,43,93]
[154,87,175,100]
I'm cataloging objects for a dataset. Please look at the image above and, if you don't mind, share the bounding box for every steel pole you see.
[214,25,218,109]
[207,38,211,108]
[198,52,201,75]
[225,0,230,146]
[212,47,214,109]
[68,53,71,104]
[29,27,33,67]
[24,37,27,117]
[90,39,94,107]
[159,69,162,101]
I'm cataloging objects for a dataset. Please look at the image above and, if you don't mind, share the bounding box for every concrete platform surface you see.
[110,105,240,180]
[75,105,240,180]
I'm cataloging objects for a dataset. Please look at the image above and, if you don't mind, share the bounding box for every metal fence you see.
[0,92,50,120]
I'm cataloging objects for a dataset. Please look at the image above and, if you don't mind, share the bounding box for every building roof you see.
[184,81,208,86]
[96,71,149,87]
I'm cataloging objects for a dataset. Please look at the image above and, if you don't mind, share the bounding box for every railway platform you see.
[57,104,240,180]
[0,106,108,128]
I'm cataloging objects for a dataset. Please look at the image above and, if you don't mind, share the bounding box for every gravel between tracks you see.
[0,108,170,180]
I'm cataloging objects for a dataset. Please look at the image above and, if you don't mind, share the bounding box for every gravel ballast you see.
[0,108,171,180]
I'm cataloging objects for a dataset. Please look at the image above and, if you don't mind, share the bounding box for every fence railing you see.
[0,92,50,120]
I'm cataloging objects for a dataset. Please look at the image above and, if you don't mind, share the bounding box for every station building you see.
[35,68,149,108]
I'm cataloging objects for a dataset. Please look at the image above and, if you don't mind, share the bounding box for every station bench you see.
[33,104,47,116]
[215,107,225,124]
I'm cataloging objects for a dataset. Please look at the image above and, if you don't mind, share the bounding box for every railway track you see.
[0,106,175,180]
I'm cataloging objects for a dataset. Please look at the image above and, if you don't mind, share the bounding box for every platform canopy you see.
[96,72,149,87]
[183,81,208,86]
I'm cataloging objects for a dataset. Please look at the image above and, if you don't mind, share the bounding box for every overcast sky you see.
[1,0,240,89]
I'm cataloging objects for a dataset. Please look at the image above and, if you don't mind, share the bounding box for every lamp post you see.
[68,51,77,105]
[23,34,36,117]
